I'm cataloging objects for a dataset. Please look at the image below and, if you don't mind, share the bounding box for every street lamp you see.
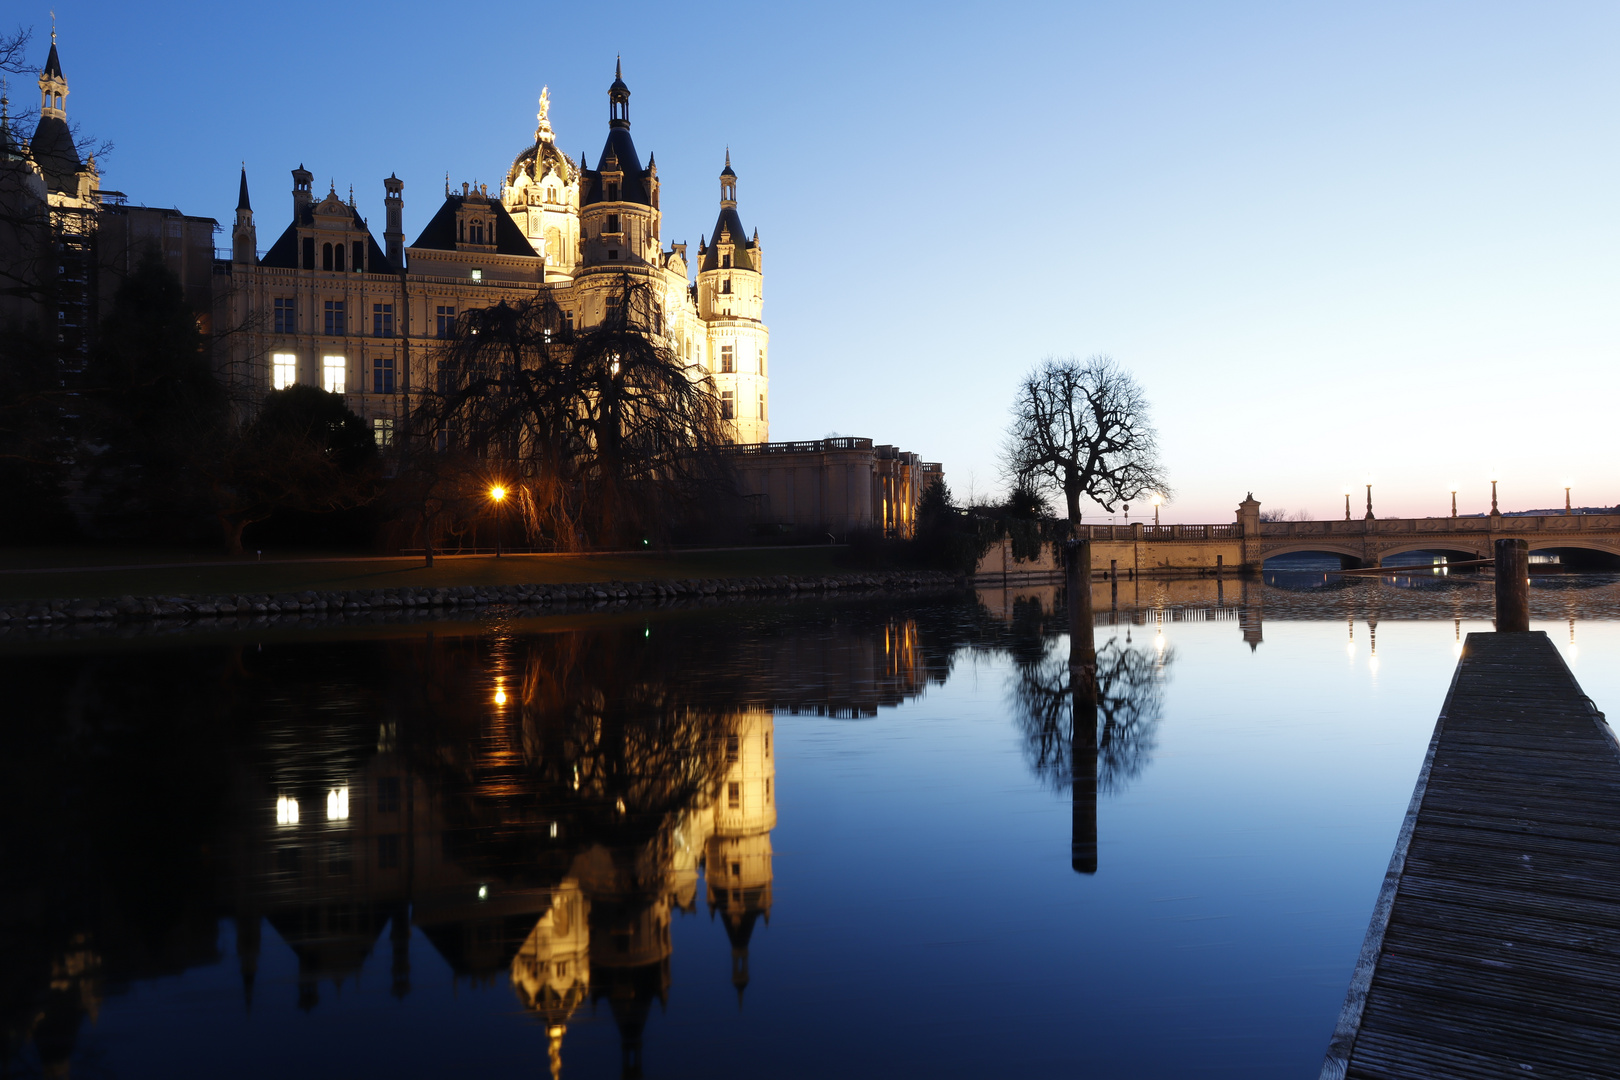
[1364,475,1374,520]
[1343,486,1351,521]
[1449,484,1457,518]
[489,484,508,557]
[1564,479,1573,516]
[1489,472,1499,517]
[1150,492,1162,527]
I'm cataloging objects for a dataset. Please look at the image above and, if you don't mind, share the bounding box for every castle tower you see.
[578,61,661,281]
[502,86,580,278]
[28,29,97,203]
[232,166,256,264]
[705,709,776,1004]
[697,152,769,443]
[291,163,314,218]
[383,173,404,267]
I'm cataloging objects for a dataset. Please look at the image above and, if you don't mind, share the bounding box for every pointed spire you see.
[616,55,622,80]
[237,164,251,211]
[0,85,15,159]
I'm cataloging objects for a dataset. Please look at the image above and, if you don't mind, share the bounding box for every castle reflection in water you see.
[1,593,1192,1078]
[0,602,967,1079]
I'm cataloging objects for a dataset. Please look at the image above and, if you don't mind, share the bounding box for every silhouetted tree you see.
[406,277,733,550]
[80,255,226,540]
[208,385,381,554]
[1002,355,1171,524]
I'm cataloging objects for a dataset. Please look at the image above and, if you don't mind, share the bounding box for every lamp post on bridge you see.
[1151,493,1162,527]
[1365,478,1375,521]
[1564,480,1573,516]
[1343,487,1352,521]
[1490,473,1500,519]
[1450,485,1458,518]
[489,484,508,557]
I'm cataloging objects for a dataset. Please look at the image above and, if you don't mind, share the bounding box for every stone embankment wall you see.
[974,537,1246,581]
[0,571,959,640]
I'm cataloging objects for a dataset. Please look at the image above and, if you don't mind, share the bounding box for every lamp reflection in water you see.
[1346,618,1355,659]
[1569,617,1578,663]
[1368,620,1379,675]
[1454,618,1463,659]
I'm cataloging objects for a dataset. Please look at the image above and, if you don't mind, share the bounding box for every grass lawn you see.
[0,546,851,601]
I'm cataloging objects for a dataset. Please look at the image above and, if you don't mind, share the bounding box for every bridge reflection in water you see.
[4,597,1177,1079]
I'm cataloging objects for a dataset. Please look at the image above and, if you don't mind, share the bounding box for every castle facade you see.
[224,63,770,446]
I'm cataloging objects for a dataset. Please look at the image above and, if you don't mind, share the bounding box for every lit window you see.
[323,355,346,394]
[372,418,394,447]
[272,352,297,390]
[326,786,350,821]
[276,795,300,826]
[471,268,483,281]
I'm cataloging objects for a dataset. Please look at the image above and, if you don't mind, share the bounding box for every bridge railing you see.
[1256,514,1620,538]
[1079,523,1242,541]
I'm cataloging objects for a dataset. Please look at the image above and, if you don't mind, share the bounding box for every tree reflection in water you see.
[1007,609,1174,874]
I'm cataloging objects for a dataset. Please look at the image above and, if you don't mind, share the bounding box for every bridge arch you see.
[1260,542,1368,569]
[1374,541,1488,566]
[1527,539,1620,569]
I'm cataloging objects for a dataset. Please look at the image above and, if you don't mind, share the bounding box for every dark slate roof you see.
[259,201,395,273]
[408,193,535,257]
[580,126,652,206]
[237,167,251,210]
[28,115,81,194]
[43,43,63,79]
[700,206,754,272]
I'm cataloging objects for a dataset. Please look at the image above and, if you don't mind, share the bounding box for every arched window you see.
[333,243,345,272]
[458,220,465,242]
[53,93,62,110]
[322,243,333,271]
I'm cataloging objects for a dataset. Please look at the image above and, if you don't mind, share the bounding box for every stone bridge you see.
[974,495,1620,579]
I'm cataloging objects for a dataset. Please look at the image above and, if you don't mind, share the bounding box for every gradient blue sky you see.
[21,1,1619,521]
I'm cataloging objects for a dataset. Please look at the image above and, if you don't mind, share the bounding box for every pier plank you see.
[1321,631,1620,1079]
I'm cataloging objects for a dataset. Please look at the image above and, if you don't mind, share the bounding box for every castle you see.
[2,34,942,539]
[224,62,771,446]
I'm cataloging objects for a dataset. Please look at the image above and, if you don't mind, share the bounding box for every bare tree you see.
[1002,355,1170,524]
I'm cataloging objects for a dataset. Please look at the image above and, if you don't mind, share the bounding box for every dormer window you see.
[606,182,620,201]
[722,253,731,269]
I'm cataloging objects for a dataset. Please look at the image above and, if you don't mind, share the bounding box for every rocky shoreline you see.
[0,570,962,641]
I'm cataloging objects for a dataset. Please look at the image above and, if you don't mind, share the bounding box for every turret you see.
[698,151,769,442]
[37,34,66,122]
[291,163,314,218]
[578,60,661,274]
[384,173,404,267]
[28,28,96,201]
[232,165,256,264]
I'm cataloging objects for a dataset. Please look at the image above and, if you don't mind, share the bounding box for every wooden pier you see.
[1322,630,1620,1079]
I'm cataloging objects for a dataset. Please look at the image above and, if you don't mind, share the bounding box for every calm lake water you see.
[6,572,1620,1079]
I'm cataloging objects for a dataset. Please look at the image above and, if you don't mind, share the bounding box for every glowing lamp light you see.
[489,485,507,502]
[478,884,489,900]
[494,688,507,705]
[275,795,299,826]
[326,786,350,821]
